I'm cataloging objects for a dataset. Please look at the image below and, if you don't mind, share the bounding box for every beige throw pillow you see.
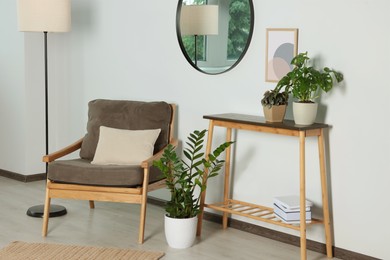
[91,126,161,165]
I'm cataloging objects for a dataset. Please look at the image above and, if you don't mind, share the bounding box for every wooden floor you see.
[0,176,339,260]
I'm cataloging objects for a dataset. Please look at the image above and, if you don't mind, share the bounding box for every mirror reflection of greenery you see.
[228,0,251,59]
[181,0,251,62]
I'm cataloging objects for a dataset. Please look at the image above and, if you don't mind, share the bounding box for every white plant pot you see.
[293,102,318,125]
[164,215,198,249]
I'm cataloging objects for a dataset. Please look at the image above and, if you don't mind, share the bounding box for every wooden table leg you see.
[318,129,333,258]
[299,131,307,260]
[222,128,233,229]
[197,120,214,236]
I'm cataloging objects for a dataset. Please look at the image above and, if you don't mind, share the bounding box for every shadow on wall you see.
[72,1,95,32]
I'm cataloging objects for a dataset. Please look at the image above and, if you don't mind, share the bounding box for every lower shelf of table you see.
[205,199,323,231]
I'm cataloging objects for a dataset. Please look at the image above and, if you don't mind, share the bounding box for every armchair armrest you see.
[141,139,178,168]
[43,138,83,163]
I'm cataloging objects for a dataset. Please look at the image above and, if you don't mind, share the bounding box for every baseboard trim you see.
[148,197,379,260]
[0,169,45,182]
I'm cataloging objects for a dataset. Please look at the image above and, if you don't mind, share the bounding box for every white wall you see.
[1,0,389,258]
[0,0,27,174]
[0,1,75,174]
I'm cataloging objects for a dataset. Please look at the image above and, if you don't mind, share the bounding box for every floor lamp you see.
[180,5,219,67]
[17,0,71,218]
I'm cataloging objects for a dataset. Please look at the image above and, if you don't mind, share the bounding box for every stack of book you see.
[273,195,313,224]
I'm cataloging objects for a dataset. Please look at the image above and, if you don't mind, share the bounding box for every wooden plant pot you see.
[263,104,287,123]
[292,102,318,125]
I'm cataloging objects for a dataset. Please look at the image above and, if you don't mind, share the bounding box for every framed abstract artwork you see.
[265,28,298,82]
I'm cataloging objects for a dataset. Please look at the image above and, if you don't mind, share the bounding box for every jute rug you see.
[0,241,164,260]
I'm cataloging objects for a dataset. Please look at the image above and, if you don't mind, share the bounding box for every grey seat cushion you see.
[48,159,164,187]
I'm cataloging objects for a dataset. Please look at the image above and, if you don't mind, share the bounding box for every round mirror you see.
[176,0,254,74]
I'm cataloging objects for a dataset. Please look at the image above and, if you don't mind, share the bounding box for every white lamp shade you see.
[180,5,219,36]
[17,0,71,32]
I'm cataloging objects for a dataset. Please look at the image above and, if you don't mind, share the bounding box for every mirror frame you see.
[176,0,255,75]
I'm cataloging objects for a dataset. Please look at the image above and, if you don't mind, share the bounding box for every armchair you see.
[41,99,176,244]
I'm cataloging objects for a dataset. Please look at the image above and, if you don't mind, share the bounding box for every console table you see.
[196,113,332,260]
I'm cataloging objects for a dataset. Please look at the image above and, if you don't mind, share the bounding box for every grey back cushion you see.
[80,99,172,160]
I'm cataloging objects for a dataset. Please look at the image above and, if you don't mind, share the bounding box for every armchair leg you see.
[138,168,150,244]
[139,199,147,244]
[89,200,95,209]
[42,188,51,237]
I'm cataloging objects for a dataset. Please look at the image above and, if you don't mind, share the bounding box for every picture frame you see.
[265,28,298,82]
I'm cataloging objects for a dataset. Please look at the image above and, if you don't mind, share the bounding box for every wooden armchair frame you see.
[42,104,176,244]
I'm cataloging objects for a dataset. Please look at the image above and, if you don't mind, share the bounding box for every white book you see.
[273,203,311,221]
[275,216,312,224]
[273,195,313,211]
[274,202,311,213]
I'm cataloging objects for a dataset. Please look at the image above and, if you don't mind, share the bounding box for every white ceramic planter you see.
[164,215,198,249]
[293,102,318,125]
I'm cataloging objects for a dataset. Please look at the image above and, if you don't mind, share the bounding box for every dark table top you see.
[203,113,328,131]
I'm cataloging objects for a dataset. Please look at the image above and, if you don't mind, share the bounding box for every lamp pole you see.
[26,32,67,218]
[194,34,198,67]
[44,32,49,170]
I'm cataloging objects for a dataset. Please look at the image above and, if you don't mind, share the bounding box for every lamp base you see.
[26,204,67,218]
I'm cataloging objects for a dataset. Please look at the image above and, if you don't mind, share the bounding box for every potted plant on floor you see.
[274,52,344,125]
[261,89,289,122]
[153,129,233,249]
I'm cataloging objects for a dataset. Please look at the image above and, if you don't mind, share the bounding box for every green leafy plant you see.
[261,89,289,108]
[275,52,344,103]
[153,129,233,219]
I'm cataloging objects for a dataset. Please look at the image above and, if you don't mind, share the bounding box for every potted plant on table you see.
[274,52,344,125]
[153,129,233,249]
[261,89,289,122]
